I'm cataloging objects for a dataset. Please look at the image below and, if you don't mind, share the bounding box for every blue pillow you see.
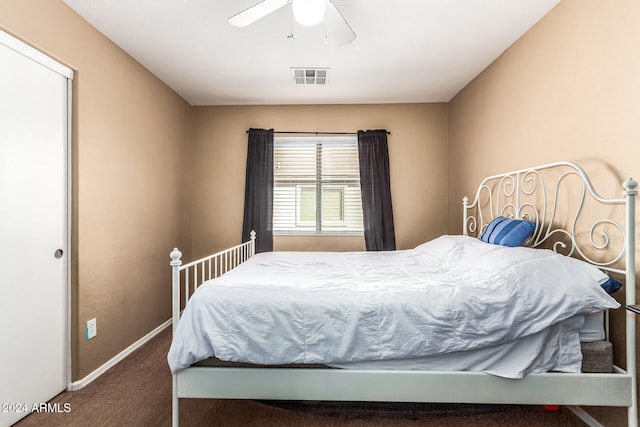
[600,276,622,294]
[479,216,536,247]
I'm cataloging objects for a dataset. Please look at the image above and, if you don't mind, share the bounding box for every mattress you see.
[194,340,614,375]
[169,235,619,379]
[188,309,611,377]
[579,311,605,342]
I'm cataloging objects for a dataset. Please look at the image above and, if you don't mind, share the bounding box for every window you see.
[273,136,364,235]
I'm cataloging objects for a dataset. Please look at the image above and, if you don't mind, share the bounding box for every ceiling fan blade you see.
[228,0,291,28]
[326,1,356,45]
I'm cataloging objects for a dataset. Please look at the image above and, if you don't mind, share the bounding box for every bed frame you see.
[169,161,638,427]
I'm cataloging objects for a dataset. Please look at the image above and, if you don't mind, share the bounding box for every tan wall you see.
[448,1,640,423]
[192,104,448,258]
[0,0,193,380]
[448,0,640,232]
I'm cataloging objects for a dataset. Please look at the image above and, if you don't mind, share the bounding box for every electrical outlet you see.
[86,318,97,340]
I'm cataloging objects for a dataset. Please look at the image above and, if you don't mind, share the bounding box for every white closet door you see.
[0,33,71,427]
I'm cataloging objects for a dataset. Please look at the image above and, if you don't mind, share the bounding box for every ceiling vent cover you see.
[291,67,330,85]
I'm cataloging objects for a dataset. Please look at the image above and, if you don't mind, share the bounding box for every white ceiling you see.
[62,0,559,106]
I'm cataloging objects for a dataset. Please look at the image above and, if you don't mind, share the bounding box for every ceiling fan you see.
[228,0,356,45]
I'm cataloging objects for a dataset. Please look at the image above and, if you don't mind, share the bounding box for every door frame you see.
[0,29,74,390]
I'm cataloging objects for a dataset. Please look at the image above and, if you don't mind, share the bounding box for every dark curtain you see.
[357,129,396,251]
[242,128,274,253]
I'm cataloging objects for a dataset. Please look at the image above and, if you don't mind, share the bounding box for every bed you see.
[168,161,638,427]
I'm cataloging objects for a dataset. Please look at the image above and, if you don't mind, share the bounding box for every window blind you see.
[273,136,364,235]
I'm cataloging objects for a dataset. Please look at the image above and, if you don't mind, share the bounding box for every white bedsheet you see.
[168,235,619,377]
[330,315,585,378]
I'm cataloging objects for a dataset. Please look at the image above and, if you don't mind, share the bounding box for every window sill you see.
[274,232,364,237]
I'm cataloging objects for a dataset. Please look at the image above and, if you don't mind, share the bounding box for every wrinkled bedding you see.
[168,235,619,378]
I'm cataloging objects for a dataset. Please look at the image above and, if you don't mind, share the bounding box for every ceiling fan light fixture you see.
[292,0,326,27]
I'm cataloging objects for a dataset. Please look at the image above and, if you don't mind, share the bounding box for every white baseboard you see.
[67,318,172,391]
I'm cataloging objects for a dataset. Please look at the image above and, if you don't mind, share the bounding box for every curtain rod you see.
[246,129,391,135]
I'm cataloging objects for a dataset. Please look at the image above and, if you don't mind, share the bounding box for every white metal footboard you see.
[169,230,256,426]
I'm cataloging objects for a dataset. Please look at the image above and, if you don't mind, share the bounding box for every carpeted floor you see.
[13,327,598,427]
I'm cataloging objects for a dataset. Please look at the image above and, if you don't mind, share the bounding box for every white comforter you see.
[168,235,619,376]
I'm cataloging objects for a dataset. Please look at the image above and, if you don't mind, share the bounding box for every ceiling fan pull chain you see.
[324,11,328,44]
[288,6,297,40]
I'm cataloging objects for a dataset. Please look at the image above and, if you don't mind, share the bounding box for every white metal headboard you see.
[462,161,637,418]
[463,161,637,275]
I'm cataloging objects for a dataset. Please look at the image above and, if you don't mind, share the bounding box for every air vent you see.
[291,67,330,85]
